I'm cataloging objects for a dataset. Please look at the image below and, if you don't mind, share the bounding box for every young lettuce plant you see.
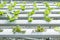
[7,15,15,22]
[36,25,44,32]
[0,1,7,8]
[12,25,21,33]
[0,11,4,15]
[8,5,14,11]
[11,1,17,7]
[28,17,33,22]
[44,16,52,22]
[44,2,50,7]
[44,9,50,16]
[55,2,60,7]
[28,9,35,17]
[20,1,26,11]
[13,10,20,15]
[33,2,39,10]
[0,4,4,8]
[3,1,7,4]
[47,7,54,11]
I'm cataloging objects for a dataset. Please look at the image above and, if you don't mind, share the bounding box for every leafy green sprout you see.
[28,9,35,17]
[28,17,33,22]
[0,11,4,15]
[11,1,17,7]
[44,9,50,16]
[20,1,26,11]
[44,16,52,22]
[36,25,44,32]
[13,10,20,15]
[47,7,54,11]
[33,2,39,10]
[44,2,50,7]
[0,4,4,8]
[12,25,21,33]
[55,2,60,7]
[7,15,15,22]
[20,5,26,11]
[8,5,14,11]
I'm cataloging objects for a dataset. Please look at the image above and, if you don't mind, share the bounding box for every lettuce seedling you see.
[13,10,20,15]
[12,25,21,33]
[0,11,4,15]
[44,16,52,22]
[47,7,54,11]
[44,2,50,7]
[3,1,6,4]
[44,9,50,16]
[36,25,44,32]
[33,2,37,7]
[55,2,60,7]
[20,1,26,11]
[28,9,35,16]
[8,5,14,11]
[28,17,33,22]
[20,5,26,11]
[11,1,17,7]
[33,2,39,10]
[7,15,15,22]
[0,4,4,8]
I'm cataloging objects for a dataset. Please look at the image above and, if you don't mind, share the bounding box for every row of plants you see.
[12,25,45,34]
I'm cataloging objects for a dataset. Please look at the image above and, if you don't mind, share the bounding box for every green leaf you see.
[44,2,50,7]
[28,17,33,22]
[14,10,20,15]
[33,2,37,7]
[44,9,50,16]
[3,1,7,5]
[8,5,14,11]
[28,10,35,16]
[0,4,4,8]
[44,16,52,22]
[0,11,4,15]
[20,5,25,11]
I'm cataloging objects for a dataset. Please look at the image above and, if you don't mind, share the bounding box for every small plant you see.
[0,29,3,32]
[36,25,44,32]
[28,17,33,22]
[20,1,26,11]
[7,15,15,22]
[44,16,52,22]
[0,4,4,8]
[8,5,14,11]
[55,2,60,7]
[11,1,17,7]
[0,11,4,15]
[33,2,37,7]
[13,10,20,15]
[47,7,54,11]
[44,2,50,7]
[12,25,21,33]
[12,25,25,34]
[3,1,7,5]
[33,2,39,10]
[44,9,50,16]
[28,9,35,16]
